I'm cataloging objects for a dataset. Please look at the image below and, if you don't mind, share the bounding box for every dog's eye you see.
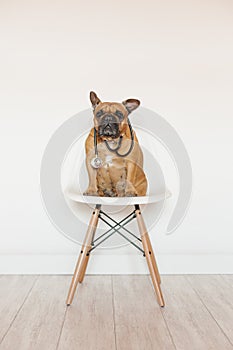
[96,110,104,118]
[115,110,124,120]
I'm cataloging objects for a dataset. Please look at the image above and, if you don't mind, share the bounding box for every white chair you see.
[40,105,192,307]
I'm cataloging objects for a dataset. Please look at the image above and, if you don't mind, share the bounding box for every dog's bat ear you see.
[122,98,140,113]
[90,91,101,109]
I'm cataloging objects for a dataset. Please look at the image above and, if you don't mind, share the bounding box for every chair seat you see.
[64,189,171,206]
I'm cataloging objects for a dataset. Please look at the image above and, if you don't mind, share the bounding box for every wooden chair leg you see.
[78,215,99,283]
[66,205,101,306]
[135,206,165,307]
[144,234,161,284]
[78,254,90,283]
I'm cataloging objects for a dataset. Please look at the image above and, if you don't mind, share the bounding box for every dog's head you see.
[90,91,140,139]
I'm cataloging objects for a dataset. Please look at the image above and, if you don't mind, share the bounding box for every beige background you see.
[0,0,233,273]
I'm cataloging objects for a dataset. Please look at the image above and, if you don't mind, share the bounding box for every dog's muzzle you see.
[97,114,120,138]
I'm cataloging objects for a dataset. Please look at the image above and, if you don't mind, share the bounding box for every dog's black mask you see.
[97,113,121,138]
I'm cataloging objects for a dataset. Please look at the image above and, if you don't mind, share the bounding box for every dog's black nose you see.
[104,125,113,135]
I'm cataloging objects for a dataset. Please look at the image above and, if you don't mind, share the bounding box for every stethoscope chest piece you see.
[91,156,103,169]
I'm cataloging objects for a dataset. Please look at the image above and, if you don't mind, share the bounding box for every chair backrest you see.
[41,106,191,244]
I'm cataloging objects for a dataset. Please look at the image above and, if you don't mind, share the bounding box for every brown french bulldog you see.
[83,91,147,197]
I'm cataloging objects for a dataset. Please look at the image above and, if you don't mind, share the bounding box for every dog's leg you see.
[125,161,138,196]
[83,156,99,196]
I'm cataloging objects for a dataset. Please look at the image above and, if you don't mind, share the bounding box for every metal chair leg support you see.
[135,206,165,307]
[66,205,101,306]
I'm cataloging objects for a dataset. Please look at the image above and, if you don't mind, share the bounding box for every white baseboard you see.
[0,253,233,274]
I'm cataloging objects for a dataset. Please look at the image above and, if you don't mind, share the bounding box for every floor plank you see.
[0,275,37,343]
[161,275,233,350]
[0,275,70,350]
[113,275,175,350]
[186,275,233,346]
[58,275,115,350]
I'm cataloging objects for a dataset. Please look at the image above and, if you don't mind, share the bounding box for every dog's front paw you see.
[103,189,117,197]
[125,190,138,197]
[83,188,99,196]
[125,183,138,197]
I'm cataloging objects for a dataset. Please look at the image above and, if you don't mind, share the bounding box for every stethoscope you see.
[91,119,134,169]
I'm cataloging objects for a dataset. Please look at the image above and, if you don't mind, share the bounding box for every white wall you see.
[1,0,233,273]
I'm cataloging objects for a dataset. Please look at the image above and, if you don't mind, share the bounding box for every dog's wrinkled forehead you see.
[94,102,127,120]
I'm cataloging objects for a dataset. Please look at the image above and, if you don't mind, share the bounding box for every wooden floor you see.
[0,275,233,350]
